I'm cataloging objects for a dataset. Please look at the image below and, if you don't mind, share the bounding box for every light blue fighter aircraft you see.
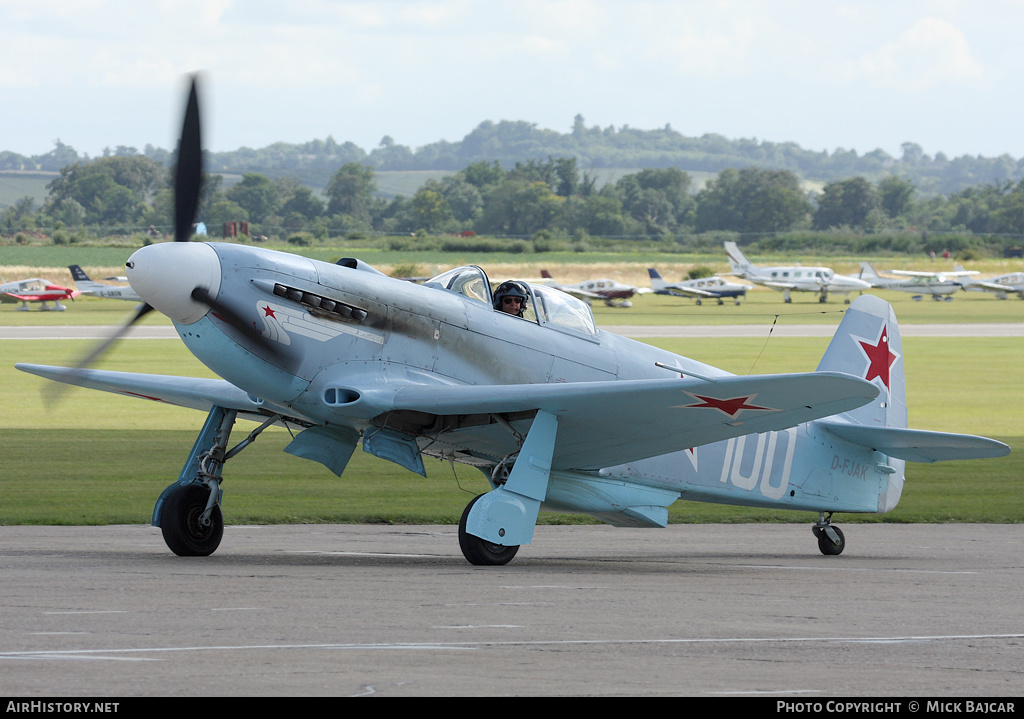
[15,79,1010,565]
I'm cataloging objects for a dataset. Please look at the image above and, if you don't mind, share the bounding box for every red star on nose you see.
[858,325,898,391]
[681,393,773,418]
[262,305,276,319]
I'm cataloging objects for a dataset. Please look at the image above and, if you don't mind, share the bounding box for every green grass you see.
[2,271,1022,328]
[2,336,1020,526]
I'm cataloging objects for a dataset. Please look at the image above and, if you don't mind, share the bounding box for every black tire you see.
[815,525,845,556]
[160,483,223,557]
[458,494,519,566]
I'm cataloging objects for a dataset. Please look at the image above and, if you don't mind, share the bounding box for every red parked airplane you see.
[1,277,79,311]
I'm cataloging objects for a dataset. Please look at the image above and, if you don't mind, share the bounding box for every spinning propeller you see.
[48,75,283,404]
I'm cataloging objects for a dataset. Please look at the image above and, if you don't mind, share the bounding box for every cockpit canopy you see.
[424,265,597,337]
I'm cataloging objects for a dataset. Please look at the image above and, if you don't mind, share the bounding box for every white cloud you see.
[848,16,985,92]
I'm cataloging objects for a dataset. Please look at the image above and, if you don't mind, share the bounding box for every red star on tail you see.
[858,325,898,391]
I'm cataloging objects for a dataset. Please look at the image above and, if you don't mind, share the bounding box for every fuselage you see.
[747,266,870,294]
[125,241,899,521]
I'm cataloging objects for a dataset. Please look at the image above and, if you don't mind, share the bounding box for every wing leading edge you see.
[16,363,269,416]
[17,363,880,472]
[375,372,879,470]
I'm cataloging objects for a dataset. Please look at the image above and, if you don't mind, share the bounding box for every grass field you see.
[2,328,1020,526]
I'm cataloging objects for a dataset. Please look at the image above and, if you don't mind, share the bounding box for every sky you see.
[3,0,1024,163]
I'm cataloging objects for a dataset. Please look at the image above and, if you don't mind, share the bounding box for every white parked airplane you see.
[858,262,974,301]
[646,268,748,305]
[959,270,1024,299]
[69,265,143,302]
[724,241,871,304]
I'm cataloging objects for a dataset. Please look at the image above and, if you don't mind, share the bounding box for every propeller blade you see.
[174,76,202,243]
[42,303,155,405]
[45,76,201,405]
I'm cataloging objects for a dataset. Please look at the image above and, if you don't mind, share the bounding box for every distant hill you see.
[3,117,1022,205]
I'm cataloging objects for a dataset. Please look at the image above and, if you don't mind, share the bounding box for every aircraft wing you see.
[17,364,879,472]
[664,285,716,298]
[14,363,303,424]
[551,285,604,300]
[3,291,78,301]
[973,280,1023,294]
[891,269,977,278]
[372,372,879,470]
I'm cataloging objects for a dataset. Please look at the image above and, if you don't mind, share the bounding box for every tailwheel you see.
[458,494,519,566]
[160,483,223,557]
[812,513,845,556]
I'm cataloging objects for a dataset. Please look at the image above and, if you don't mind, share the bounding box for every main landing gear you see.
[155,406,280,557]
[458,494,520,566]
[812,512,846,556]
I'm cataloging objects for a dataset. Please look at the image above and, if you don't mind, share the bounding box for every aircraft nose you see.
[125,242,222,324]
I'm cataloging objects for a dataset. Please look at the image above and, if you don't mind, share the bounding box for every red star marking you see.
[858,325,897,391]
[683,393,773,418]
[262,305,276,319]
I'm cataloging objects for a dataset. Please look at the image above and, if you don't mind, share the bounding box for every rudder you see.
[817,294,905,430]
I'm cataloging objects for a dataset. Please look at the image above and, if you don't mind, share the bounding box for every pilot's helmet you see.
[493,280,529,314]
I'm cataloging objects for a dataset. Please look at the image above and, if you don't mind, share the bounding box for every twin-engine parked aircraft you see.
[858,262,974,301]
[15,78,1010,565]
[540,269,645,307]
[724,241,871,303]
[0,277,78,311]
[68,265,143,302]
[961,270,1024,299]
[646,268,748,305]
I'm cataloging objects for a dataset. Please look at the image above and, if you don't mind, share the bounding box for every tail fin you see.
[68,265,90,283]
[541,269,553,279]
[723,241,751,276]
[817,294,905,429]
[858,261,882,283]
[647,268,667,290]
[953,264,976,289]
[816,295,1008,511]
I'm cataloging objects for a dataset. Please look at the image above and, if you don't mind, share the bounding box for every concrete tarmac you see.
[1,523,1021,697]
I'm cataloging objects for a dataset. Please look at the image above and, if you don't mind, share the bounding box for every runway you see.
[1,523,1021,697]
[2,322,1022,339]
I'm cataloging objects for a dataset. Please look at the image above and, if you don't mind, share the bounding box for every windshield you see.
[423,265,492,306]
[531,284,597,336]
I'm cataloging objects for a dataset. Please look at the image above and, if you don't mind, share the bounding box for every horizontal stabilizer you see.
[820,421,1010,463]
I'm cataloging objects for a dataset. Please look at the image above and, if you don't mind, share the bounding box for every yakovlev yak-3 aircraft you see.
[15,78,1010,564]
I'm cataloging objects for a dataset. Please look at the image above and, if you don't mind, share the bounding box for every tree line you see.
[3,153,1023,258]
[4,114,1023,197]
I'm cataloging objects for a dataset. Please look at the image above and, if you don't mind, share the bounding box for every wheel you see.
[813,524,845,556]
[160,483,224,556]
[458,494,519,566]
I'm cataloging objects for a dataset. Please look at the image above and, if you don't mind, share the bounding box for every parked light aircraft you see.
[647,268,748,305]
[15,78,1009,564]
[69,265,143,302]
[724,241,871,303]
[0,277,78,310]
[540,269,645,307]
[858,262,974,301]
[960,270,1024,299]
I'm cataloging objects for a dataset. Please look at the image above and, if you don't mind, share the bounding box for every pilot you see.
[493,280,528,318]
